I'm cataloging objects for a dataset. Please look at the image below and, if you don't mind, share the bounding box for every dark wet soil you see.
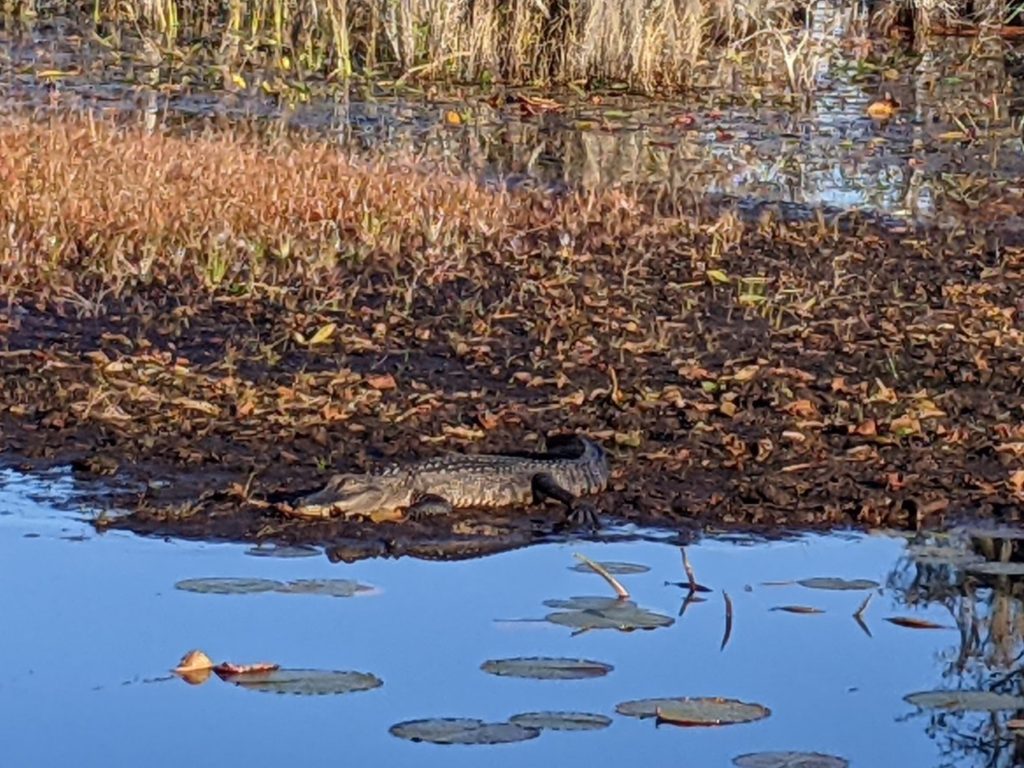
[2,211,1022,558]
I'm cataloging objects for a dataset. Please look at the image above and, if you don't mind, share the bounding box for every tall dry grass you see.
[0,111,659,311]
[32,0,810,89]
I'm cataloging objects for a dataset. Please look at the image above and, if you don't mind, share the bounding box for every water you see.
[3,9,1024,232]
[3,468,1021,766]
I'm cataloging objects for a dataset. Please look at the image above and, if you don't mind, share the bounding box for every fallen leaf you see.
[884,616,950,630]
[307,322,336,346]
[365,374,397,391]
[175,649,214,673]
[214,661,281,677]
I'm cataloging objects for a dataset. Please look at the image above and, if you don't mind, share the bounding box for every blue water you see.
[0,468,1015,767]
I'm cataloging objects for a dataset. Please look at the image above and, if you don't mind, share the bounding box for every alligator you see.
[282,434,609,528]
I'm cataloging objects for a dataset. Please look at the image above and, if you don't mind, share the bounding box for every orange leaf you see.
[214,661,280,677]
[884,616,950,630]
[365,373,397,391]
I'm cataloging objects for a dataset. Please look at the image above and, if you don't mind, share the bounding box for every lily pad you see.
[733,752,849,768]
[223,668,383,696]
[481,657,613,680]
[546,604,675,631]
[245,545,320,558]
[616,696,771,725]
[509,711,612,731]
[904,690,1024,712]
[569,561,650,575]
[796,577,879,591]
[544,596,630,611]
[175,577,283,594]
[273,578,376,597]
[965,562,1024,577]
[389,718,541,745]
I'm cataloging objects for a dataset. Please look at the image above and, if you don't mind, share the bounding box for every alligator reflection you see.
[889,529,1024,768]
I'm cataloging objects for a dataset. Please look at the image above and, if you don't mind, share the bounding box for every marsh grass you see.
[24,0,828,90]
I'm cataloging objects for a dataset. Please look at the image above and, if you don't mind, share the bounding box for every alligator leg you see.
[531,473,600,528]
[406,494,455,521]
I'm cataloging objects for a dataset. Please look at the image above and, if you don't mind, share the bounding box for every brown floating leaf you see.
[174,649,214,674]
[884,616,952,630]
[721,591,734,651]
[214,661,281,677]
[771,605,825,614]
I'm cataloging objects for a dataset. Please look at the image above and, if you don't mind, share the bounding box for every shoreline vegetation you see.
[1,111,1022,548]
[5,0,1024,93]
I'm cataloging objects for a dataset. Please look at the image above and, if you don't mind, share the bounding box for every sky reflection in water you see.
[1,468,1019,767]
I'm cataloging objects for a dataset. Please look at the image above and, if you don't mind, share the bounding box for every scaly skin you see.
[285,435,609,526]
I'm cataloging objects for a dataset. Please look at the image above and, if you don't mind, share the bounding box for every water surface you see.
[3,468,1021,766]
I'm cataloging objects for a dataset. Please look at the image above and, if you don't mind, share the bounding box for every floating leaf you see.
[480,657,613,680]
[884,616,951,630]
[543,596,631,611]
[733,752,849,768]
[224,669,382,696]
[389,718,540,745]
[771,605,825,614]
[274,578,376,598]
[616,697,770,726]
[174,649,214,674]
[796,578,878,591]
[546,604,674,631]
[245,544,320,558]
[904,690,1024,711]
[508,711,612,731]
[569,561,650,575]
[214,661,279,675]
[175,577,283,594]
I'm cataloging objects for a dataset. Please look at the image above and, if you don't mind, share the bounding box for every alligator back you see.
[377,435,609,509]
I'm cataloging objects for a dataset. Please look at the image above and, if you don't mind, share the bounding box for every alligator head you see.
[291,473,411,519]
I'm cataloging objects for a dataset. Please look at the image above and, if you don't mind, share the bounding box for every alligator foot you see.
[406,494,455,521]
[532,473,600,529]
[567,501,601,529]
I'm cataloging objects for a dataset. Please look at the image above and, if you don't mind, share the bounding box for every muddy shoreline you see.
[3,207,1023,556]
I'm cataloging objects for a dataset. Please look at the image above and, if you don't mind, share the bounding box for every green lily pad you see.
[273,578,376,597]
[175,577,283,594]
[224,668,383,696]
[543,596,631,611]
[225,671,385,700]
[509,711,612,731]
[904,690,1024,711]
[546,604,674,631]
[245,545,320,558]
[480,657,613,680]
[569,561,650,574]
[966,562,1024,577]
[733,752,849,768]
[616,696,771,725]
[797,577,879,591]
[389,718,540,745]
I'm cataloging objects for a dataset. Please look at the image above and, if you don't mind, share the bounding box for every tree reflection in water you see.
[888,529,1024,768]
